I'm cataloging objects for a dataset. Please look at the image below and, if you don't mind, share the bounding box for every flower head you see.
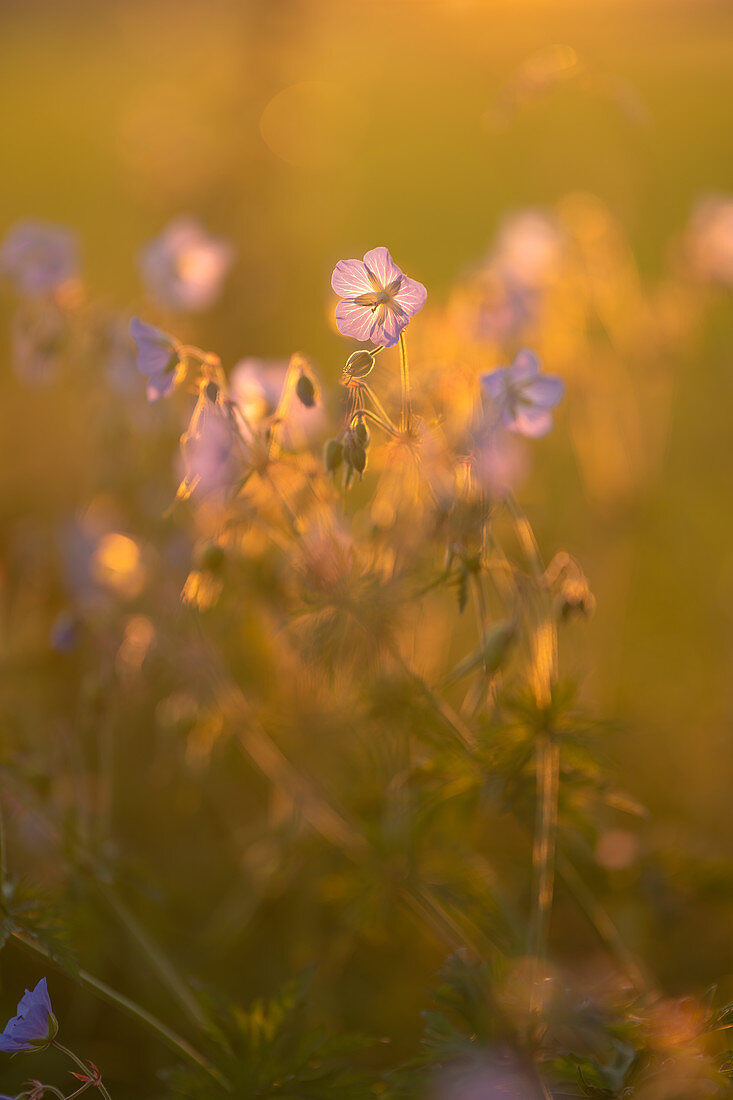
[129,317,183,402]
[0,978,58,1053]
[331,246,426,347]
[0,221,79,296]
[140,217,234,312]
[480,349,564,438]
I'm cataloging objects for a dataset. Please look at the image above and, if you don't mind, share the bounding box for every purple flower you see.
[178,384,238,499]
[0,978,58,1053]
[480,349,564,438]
[0,221,79,296]
[331,246,426,347]
[140,217,234,312]
[129,317,183,402]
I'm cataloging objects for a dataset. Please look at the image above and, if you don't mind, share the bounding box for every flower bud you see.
[324,439,343,472]
[342,429,367,477]
[343,349,375,379]
[354,419,370,447]
[295,372,316,407]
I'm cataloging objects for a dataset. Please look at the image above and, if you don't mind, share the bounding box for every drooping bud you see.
[342,349,375,380]
[295,372,316,407]
[353,418,370,447]
[342,428,367,477]
[324,439,343,472]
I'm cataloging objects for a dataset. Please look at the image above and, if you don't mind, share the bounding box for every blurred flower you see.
[481,349,564,438]
[49,609,79,653]
[0,221,79,296]
[178,382,238,499]
[230,357,324,449]
[685,194,733,286]
[140,217,234,311]
[492,209,563,290]
[331,246,426,346]
[0,978,58,1053]
[129,317,184,402]
[473,427,529,497]
[432,1052,543,1099]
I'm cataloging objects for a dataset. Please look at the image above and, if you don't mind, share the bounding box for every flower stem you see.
[52,1041,112,1100]
[398,330,411,433]
[13,931,230,1091]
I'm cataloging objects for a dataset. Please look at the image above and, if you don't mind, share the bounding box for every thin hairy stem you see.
[398,330,411,433]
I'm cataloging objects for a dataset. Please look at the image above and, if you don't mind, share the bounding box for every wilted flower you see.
[0,978,58,1053]
[129,317,184,402]
[481,349,564,438]
[140,217,234,311]
[331,246,426,346]
[0,220,79,296]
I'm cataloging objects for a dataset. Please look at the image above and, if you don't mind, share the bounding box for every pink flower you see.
[140,217,234,312]
[331,246,426,347]
[481,349,564,438]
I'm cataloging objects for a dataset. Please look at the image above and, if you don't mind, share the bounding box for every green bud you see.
[324,439,344,472]
[295,373,316,407]
[343,349,375,379]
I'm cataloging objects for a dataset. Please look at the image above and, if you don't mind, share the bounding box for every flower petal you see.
[335,299,379,343]
[331,259,373,298]
[480,367,509,402]
[507,406,554,438]
[521,373,565,410]
[510,348,541,382]
[393,275,427,318]
[362,247,402,289]
[374,305,407,347]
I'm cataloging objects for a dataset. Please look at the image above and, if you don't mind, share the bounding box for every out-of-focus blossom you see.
[49,610,79,653]
[331,246,426,347]
[0,979,58,1053]
[432,1053,543,1100]
[140,217,234,312]
[685,194,733,286]
[230,357,324,448]
[178,383,238,499]
[0,221,79,296]
[129,317,184,402]
[481,349,564,438]
[473,427,529,497]
[492,210,563,290]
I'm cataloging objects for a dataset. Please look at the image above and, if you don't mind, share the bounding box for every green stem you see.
[398,330,411,433]
[13,931,230,1092]
[53,1041,112,1100]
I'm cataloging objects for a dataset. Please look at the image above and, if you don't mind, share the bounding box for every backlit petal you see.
[393,275,427,318]
[331,259,373,298]
[335,298,379,343]
[362,247,402,289]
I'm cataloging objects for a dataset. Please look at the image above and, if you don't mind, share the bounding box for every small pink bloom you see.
[331,246,426,347]
[140,217,234,312]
